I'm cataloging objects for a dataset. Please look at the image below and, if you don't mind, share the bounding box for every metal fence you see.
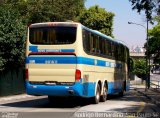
[150,74,160,92]
[0,68,25,96]
[150,80,160,89]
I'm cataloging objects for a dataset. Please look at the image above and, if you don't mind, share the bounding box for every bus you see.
[26,22,130,104]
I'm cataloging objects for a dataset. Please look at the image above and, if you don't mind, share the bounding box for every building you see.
[130,46,145,59]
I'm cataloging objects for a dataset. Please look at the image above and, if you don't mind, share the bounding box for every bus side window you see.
[125,48,129,63]
[122,46,125,62]
[83,30,90,52]
[96,36,100,54]
[119,45,125,62]
[102,38,106,55]
[99,37,105,55]
[118,44,121,61]
[105,40,109,56]
[108,41,112,57]
[124,47,127,63]
[111,42,115,58]
[115,44,118,60]
[90,33,94,53]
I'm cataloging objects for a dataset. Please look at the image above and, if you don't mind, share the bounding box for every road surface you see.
[0,88,159,118]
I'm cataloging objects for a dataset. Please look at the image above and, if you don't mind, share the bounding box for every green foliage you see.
[0,5,26,71]
[0,0,86,71]
[4,0,85,24]
[77,5,115,37]
[133,59,148,78]
[146,17,160,64]
[0,1,115,72]
[129,0,160,20]
[148,25,160,54]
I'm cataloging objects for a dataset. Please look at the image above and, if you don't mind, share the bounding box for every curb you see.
[0,94,33,102]
[134,88,160,107]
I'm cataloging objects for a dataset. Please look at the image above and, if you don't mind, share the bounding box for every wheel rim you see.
[96,87,100,101]
[103,85,107,98]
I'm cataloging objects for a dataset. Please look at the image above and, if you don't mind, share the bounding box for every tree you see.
[0,0,86,71]
[0,5,26,71]
[145,17,160,64]
[133,59,148,83]
[77,5,115,37]
[129,0,160,20]
[3,0,85,24]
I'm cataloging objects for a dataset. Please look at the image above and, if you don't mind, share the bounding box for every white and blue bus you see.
[26,22,130,104]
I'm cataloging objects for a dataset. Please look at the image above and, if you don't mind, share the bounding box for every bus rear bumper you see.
[26,81,84,97]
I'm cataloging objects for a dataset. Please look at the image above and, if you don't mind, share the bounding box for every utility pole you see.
[128,21,150,89]
[146,10,150,89]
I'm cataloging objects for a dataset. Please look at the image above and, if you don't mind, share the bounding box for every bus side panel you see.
[80,57,126,95]
[26,79,97,97]
[83,82,96,97]
[82,71,96,97]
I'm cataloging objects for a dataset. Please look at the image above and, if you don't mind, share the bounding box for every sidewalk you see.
[130,84,160,107]
[0,94,33,102]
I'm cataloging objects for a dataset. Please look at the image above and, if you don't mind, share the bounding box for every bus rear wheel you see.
[100,84,107,102]
[93,84,100,104]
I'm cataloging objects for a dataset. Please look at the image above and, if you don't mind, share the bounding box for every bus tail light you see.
[75,69,81,82]
[26,69,28,80]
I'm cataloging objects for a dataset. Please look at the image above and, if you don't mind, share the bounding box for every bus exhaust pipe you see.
[68,90,74,95]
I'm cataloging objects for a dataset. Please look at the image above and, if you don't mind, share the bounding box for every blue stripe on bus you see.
[29,46,75,53]
[26,57,76,64]
[29,46,38,52]
[108,82,123,94]
[61,49,75,52]
[77,57,95,65]
[26,81,123,97]
[97,60,109,67]
[26,56,122,69]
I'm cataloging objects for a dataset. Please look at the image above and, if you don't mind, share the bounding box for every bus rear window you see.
[29,26,77,45]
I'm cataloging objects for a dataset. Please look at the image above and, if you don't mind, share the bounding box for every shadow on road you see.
[1,90,159,113]
[0,96,92,108]
[0,93,131,109]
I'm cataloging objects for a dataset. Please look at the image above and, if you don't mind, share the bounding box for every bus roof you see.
[81,25,129,49]
[29,22,80,28]
[29,22,129,49]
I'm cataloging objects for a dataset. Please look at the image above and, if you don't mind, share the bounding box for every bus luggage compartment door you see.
[27,55,76,83]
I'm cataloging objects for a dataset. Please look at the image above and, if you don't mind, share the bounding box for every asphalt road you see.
[0,89,160,118]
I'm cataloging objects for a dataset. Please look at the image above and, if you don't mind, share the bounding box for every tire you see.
[100,84,108,102]
[93,84,100,104]
[48,96,60,104]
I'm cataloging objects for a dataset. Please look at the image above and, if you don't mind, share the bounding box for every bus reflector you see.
[75,69,81,82]
[26,69,28,80]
